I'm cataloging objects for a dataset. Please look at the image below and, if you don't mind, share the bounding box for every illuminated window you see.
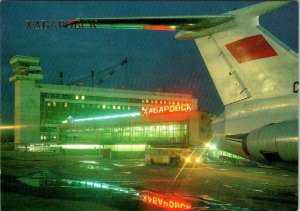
[75,95,79,100]
[155,100,158,104]
[142,100,145,103]
[160,101,162,104]
[40,136,44,140]
[168,125,175,131]
[53,102,56,106]
[117,106,121,110]
[146,99,149,103]
[164,101,166,104]
[113,105,116,110]
[81,96,85,100]
[53,136,56,139]
[64,103,68,107]
[128,106,131,110]
[102,105,106,109]
[47,102,51,107]
[151,100,154,104]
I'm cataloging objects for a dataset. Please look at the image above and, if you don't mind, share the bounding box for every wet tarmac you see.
[1,151,298,210]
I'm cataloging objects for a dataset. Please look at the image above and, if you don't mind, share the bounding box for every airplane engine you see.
[243,120,298,163]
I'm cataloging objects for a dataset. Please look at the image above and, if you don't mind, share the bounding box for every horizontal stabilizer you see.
[227,1,290,17]
[65,2,291,40]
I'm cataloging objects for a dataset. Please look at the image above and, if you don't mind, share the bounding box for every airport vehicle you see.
[65,2,298,163]
[145,147,201,166]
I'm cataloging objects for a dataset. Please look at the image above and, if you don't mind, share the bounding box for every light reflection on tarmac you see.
[17,175,254,210]
[1,154,298,210]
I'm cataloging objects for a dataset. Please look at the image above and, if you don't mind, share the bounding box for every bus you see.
[145,147,203,166]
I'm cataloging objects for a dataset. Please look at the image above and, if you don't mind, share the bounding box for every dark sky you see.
[1,1,298,125]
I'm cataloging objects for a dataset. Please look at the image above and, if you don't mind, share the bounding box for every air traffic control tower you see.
[9,55,43,145]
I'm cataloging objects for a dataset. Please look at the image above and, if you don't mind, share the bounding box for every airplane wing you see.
[64,15,234,32]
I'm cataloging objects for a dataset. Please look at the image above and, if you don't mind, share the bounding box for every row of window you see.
[40,93,190,106]
[41,93,141,104]
[44,101,132,111]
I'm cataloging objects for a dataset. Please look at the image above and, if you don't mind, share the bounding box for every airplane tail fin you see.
[191,2,298,105]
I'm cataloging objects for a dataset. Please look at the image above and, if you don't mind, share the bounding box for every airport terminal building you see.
[9,55,212,156]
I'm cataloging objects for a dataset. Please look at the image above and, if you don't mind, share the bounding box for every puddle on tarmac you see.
[18,176,139,194]
[17,174,255,210]
[140,190,253,210]
[78,160,99,164]
[79,164,112,171]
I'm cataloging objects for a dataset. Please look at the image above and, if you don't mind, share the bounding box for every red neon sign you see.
[141,103,192,116]
[141,193,192,209]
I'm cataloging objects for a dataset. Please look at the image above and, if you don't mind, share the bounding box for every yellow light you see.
[205,142,210,148]
[75,95,79,100]
[81,96,85,100]
[185,157,191,163]
[0,125,28,130]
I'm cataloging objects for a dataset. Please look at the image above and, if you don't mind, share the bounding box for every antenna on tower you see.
[60,72,64,85]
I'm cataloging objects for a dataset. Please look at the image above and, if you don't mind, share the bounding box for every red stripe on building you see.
[225,34,278,63]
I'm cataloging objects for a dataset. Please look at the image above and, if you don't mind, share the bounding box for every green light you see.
[209,144,217,150]
[72,112,140,123]
[61,144,102,149]
[114,144,146,151]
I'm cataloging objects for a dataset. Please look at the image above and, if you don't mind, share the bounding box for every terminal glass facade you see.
[40,92,141,141]
[59,122,188,145]
[40,91,193,142]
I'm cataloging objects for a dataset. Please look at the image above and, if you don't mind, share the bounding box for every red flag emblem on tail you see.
[225,34,278,63]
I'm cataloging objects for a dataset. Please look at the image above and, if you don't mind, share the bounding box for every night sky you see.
[1,1,298,126]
